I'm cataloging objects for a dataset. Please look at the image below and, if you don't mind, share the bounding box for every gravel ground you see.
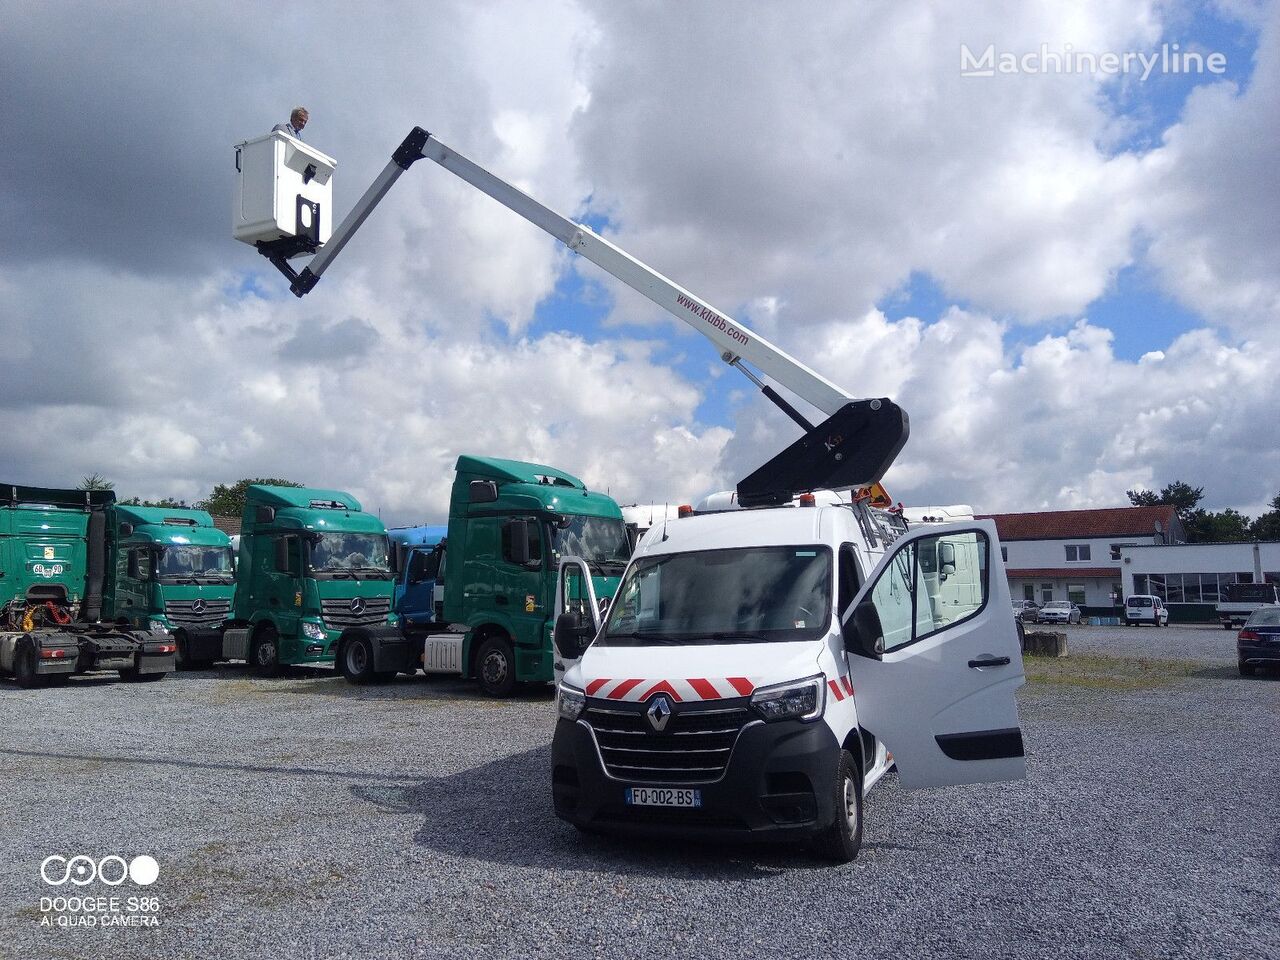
[1,625,1276,960]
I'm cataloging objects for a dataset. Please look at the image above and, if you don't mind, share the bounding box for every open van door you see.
[842,520,1026,788]
[553,557,600,686]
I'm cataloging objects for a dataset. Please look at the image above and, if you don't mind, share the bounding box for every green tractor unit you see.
[175,484,399,674]
[0,485,176,687]
[343,456,630,696]
[102,504,237,645]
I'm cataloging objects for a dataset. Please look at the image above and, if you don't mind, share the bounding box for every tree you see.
[1125,488,1160,507]
[119,496,191,509]
[1184,507,1251,543]
[78,473,113,491]
[198,478,303,517]
[1250,493,1280,541]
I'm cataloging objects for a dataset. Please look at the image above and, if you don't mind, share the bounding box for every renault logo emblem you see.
[646,695,672,732]
[191,599,206,614]
[350,597,366,614]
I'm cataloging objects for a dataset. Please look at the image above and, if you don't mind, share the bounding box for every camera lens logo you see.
[41,855,158,887]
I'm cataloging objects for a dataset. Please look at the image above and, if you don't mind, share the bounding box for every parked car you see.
[1011,599,1041,623]
[1125,594,1169,627]
[1237,607,1280,676]
[1039,601,1081,625]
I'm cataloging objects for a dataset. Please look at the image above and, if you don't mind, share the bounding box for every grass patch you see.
[1023,653,1199,690]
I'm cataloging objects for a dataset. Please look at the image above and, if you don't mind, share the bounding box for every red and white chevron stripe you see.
[827,675,855,701]
[584,677,756,702]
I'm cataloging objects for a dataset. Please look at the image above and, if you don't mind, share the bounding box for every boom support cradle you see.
[260,126,909,504]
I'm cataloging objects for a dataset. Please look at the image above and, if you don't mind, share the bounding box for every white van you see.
[1125,594,1169,627]
[551,503,1027,862]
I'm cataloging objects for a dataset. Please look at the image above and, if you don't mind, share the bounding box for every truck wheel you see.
[15,646,46,689]
[476,636,516,697]
[341,636,377,684]
[811,749,863,863]
[174,631,210,670]
[252,628,281,677]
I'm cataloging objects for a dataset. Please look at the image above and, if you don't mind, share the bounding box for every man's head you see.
[290,107,309,132]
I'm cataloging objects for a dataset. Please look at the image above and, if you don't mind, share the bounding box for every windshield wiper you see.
[602,630,684,645]
[687,631,773,644]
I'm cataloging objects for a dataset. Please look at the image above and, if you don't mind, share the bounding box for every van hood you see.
[568,641,824,704]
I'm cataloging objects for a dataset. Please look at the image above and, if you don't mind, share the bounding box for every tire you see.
[810,749,863,863]
[252,627,281,677]
[15,645,46,689]
[341,635,375,684]
[475,636,517,697]
[174,631,211,671]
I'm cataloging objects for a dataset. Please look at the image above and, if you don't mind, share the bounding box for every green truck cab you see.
[0,485,175,687]
[102,505,236,639]
[177,484,399,673]
[341,456,629,696]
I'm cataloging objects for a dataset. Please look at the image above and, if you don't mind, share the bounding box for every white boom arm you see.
[269,127,908,505]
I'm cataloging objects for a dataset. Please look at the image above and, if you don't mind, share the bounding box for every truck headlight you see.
[147,619,170,634]
[750,675,825,722]
[557,683,586,722]
[301,621,327,641]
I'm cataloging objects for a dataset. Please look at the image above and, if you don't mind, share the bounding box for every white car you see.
[551,504,1027,862]
[1125,594,1169,627]
[1039,601,1081,625]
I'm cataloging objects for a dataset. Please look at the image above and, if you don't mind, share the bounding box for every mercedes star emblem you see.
[191,598,206,614]
[350,596,366,614]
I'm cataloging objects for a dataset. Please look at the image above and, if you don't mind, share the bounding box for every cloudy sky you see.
[2,1,1277,525]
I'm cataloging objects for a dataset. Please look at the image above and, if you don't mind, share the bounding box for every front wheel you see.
[811,749,863,863]
[252,629,280,677]
[475,636,516,697]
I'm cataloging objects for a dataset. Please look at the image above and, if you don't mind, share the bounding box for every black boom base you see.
[736,399,910,508]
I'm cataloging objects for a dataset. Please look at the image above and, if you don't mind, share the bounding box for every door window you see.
[865,531,989,652]
[1040,583,1054,604]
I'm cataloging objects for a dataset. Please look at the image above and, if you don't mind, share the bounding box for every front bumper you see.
[552,709,842,841]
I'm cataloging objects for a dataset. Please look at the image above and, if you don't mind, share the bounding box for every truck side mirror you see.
[119,522,134,537]
[255,505,276,524]
[507,519,531,565]
[274,537,290,573]
[938,541,956,576]
[554,612,593,659]
[469,480,498,504]
[626,525,640,553]
[842,600,885,660]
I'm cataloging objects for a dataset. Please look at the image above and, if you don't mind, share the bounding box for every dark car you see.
[1011,599,1041,623]
[1238,607,1280,676]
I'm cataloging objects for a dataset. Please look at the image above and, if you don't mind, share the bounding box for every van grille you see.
[321,595,392,629]
[582,700,754,784]
[164,598,232,627]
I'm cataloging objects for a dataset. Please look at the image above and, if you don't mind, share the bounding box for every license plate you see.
[625,787,702,807]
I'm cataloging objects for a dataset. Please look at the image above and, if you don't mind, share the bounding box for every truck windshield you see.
[598,545,831,645]
[548,515,629,575]
[308,533,391,579]
[156,546,234,583]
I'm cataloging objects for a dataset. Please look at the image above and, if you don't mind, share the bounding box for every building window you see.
[1040,582,1054,603]
[1023,584,1035,601]
[1111,583,1122,605]
[1110,543,1136,561]
[1065,544,1091,562]
[1068,584,1085,605]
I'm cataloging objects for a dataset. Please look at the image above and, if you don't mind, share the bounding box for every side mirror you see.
[119,522,134,537]
[554,611,593,659]
[507,518,531,565]
[127,551,140,579]
[938,541,956,577]
[255,505,276,524]
[626,524,640,554]
[274,537,290,573]
[469,480,498,504]
[842,600,885,659]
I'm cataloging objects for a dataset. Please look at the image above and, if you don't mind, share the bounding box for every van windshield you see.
[156,546,234,583]
[598,545,831,646]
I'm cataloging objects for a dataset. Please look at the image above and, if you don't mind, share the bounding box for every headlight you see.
[147,619,170,634]
[301,621,327,641]
[557,683,586,722]
[750,674,826,722]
